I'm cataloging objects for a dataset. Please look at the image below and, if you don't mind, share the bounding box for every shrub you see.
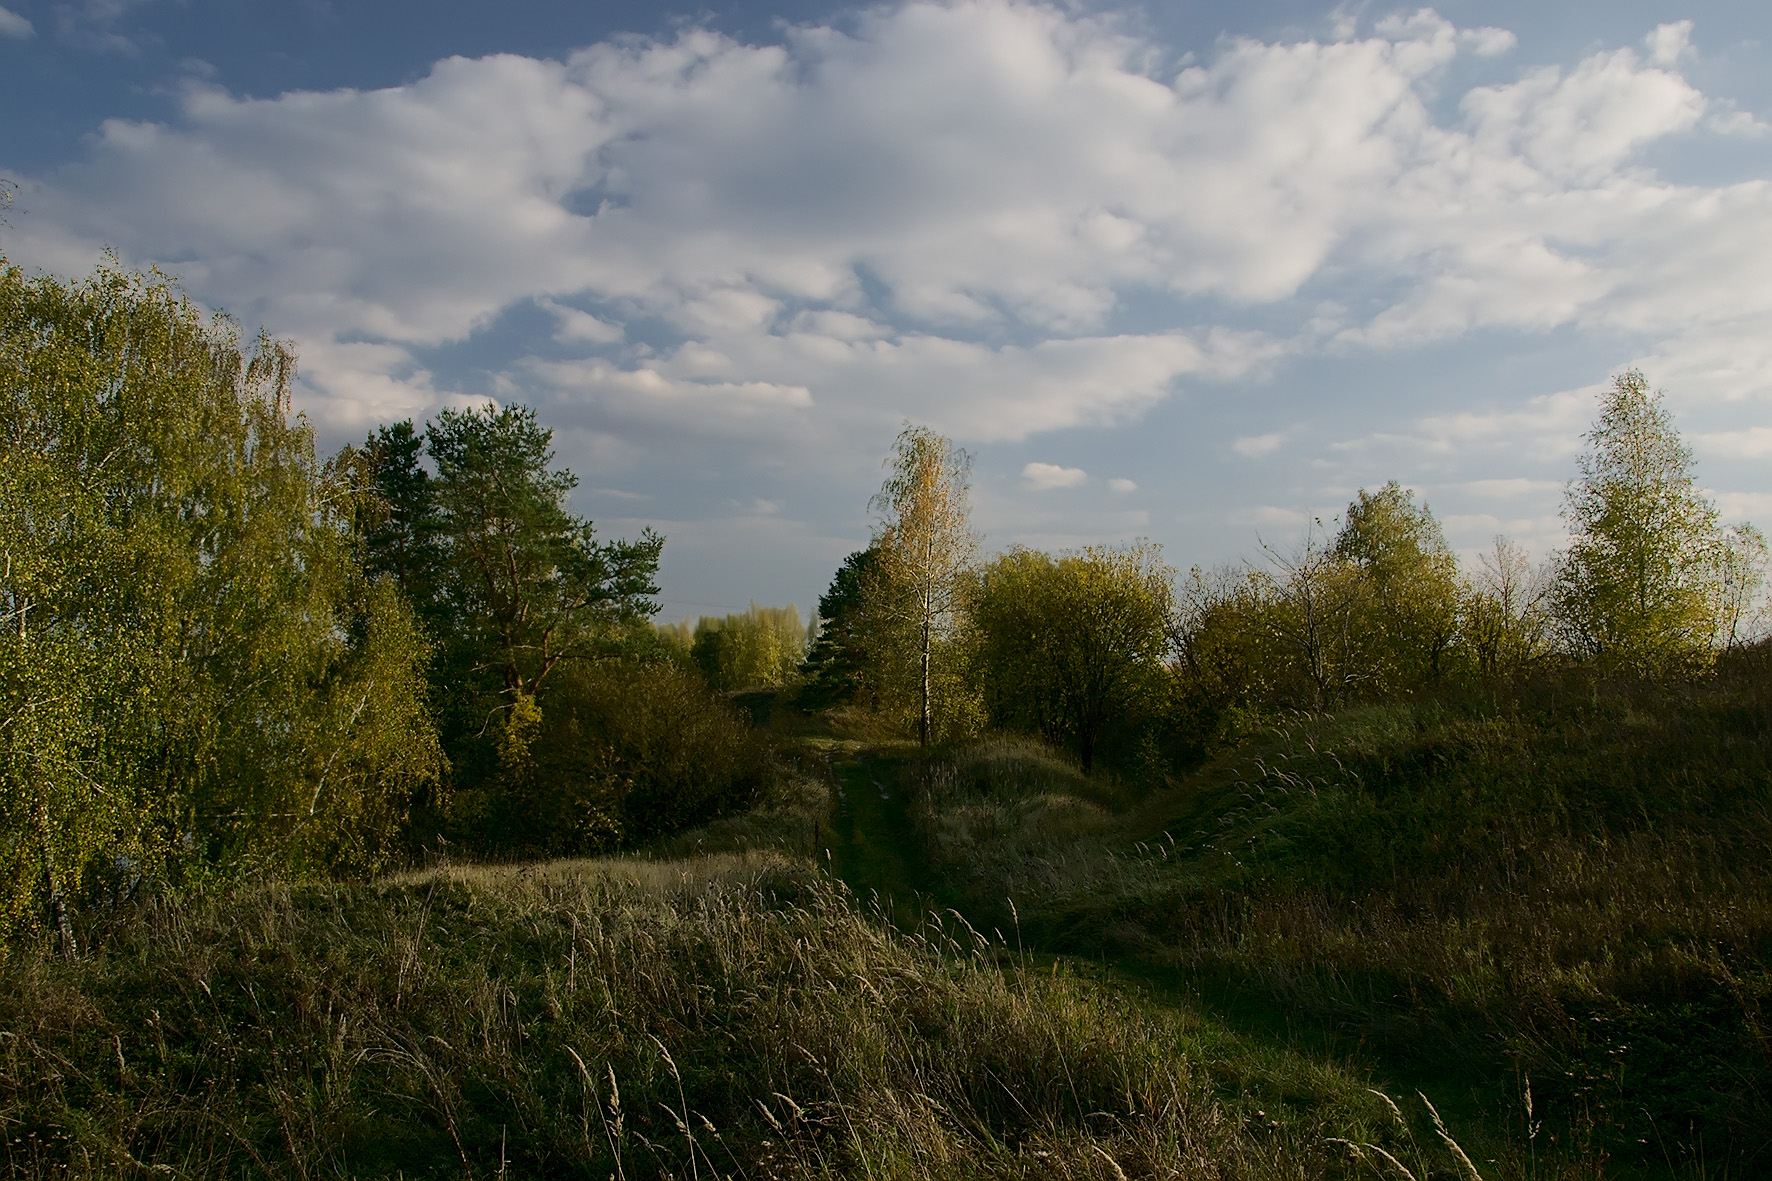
[531,660,769,850]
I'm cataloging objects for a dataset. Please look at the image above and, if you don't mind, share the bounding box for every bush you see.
[529,660,769,850]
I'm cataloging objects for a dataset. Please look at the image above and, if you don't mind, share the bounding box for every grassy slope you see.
[907,666,1772,1175]
[1,762,1425,1180]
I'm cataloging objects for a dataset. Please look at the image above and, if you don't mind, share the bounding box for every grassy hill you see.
[908,656,1772,1174]
[0,764,1421,1180]
[8,663,1771,1177]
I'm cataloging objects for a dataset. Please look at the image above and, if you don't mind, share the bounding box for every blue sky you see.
[6,1,1772,620]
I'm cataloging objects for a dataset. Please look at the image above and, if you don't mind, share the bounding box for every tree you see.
[690,603,807,691]
[867,426,977,746]
[0,257,440,943]
[426,403,663,708]
[1331,481,1463,691]
[349,420,444,620]
[1259,523,1370,708]
[1552,371,1729,674]
[798,547,882,710]
[970,543,1174,770]
[1715,524,1769,650]
[1463,536,1553,681]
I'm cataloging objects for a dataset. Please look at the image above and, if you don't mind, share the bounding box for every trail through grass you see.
[825,749,940,930]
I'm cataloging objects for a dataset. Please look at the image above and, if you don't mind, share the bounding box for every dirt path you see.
[821,749,941,929]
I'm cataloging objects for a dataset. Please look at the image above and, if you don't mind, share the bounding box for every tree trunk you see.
[36,791,76,958]
[919,620,931,747]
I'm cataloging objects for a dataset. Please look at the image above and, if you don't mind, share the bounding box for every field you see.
[6,663,1771,1177]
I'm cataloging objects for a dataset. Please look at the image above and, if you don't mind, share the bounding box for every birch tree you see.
[868,426,977,746]
[0,257,440,944]
[1551,371,1731,674]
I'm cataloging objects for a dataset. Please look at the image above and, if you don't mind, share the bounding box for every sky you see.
[5,0,1772,620]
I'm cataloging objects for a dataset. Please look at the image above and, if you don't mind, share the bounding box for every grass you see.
[14,669,1766,1177]
[903,665,1772,1174]
[0,841,1439,1179]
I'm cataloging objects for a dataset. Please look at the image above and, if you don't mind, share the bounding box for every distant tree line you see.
[805,374,1767,774]
[5,256,1764,949]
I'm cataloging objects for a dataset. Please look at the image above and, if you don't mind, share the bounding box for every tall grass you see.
[908,664,1772,1172]
[0,846,1422,1179]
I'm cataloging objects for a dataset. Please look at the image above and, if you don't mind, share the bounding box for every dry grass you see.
[0,840,1422,1179]
[908,668,1772,1174]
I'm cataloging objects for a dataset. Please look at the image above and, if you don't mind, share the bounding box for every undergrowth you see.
[908,663,1772,1175]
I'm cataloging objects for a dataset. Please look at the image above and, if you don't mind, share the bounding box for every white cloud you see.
[1644,21,1693,68]
[541,299,624,345]
[14,5,1737,409]
[1459,26,1517,58]
[7,0,1772,582]
[1696,427,1772,460]
[1108,477,1137,493]
[0,6,32,37]
[1022,462,1088,490]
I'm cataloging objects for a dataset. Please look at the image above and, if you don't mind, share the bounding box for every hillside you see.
[907,655,1772,1173]
[2,762,1426,1180]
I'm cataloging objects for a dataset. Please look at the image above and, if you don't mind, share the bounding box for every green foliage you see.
[796,548,879,711]
[425,403,664,703]
[970,543,1174,771]
[344,404,678,857]
[912,666,1772,1171]
[1331,481,1463,692]
[536,660,769,847]
[1552,370,1732,675]
[344,419,444,624]
[1171,485,1464,745]
[1462,536,1554,682]
[690,603,807,691]
[449,658,768,858]
[0,257,439,943]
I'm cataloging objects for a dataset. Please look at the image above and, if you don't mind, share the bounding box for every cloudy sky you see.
[6,0,1772,619]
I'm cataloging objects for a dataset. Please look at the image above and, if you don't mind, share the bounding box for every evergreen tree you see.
[798,548,881,709]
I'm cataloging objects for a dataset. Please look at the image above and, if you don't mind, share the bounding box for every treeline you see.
[0,261,775,948]
[6,256,1765,950]
[804,373,1767,775]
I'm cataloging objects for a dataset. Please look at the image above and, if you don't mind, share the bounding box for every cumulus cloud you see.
[1644,21,1694,68]
[14,4,1753,426]
[6,0,1771,578]
[1108,477,1137,493]
[1695,427,1772,460]
[1022,462,1088,490]
[1232,432,1284,458]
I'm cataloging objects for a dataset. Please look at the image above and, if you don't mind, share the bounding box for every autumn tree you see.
[1551,371,1732,674]
[690,603,807,690]
[1331,481,1464,691]
[1258,524,1370,708]
[868,426,977,745]
[1463,536,1553,681]
[970,543,1175,770]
